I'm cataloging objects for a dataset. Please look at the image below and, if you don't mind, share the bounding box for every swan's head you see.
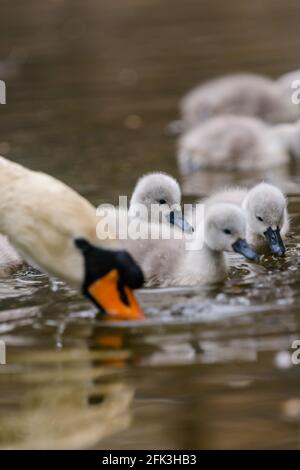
[244,183,287,256]
[204,203,259,261]
[75,239,145,321]
[129,172,193,232]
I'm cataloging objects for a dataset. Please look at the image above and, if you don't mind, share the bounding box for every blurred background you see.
[0,0,300,450]
[2,0,300,201]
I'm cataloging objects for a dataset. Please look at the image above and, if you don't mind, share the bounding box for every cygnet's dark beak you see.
[232,238,260,262]
[166,209,194,233]
[263,227,286,256]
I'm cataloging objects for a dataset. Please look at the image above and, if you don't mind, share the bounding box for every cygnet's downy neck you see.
[182,228,227,284]
[240,196,257,245]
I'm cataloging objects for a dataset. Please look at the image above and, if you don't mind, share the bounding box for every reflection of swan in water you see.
[0,334,134,449]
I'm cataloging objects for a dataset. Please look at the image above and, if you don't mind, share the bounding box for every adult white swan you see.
[0,156,144,320]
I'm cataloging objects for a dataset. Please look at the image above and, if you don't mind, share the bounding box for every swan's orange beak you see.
[88,269,145,321]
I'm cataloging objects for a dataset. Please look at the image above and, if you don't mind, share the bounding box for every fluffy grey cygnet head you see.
[203,203,259,261]
[243,183,287,256]
[129,172,193,232]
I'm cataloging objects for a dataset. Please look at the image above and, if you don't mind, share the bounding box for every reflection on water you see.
[0,0,300,450]
[0,339,134,449]
[181,163,300,197]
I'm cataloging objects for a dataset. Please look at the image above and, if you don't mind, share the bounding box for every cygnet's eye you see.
[158,199,167,205]
[223,228,232,235]
[256,216,264,222]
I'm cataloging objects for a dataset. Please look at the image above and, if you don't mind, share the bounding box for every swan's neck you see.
[181,239,227,285]
[0,158,27,232]
[0,156,25,182]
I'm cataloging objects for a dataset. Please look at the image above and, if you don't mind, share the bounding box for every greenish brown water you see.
[0,0,300,449]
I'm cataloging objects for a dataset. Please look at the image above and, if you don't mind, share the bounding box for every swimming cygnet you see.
[103,172,193,236]
[181,71,300,129]
[127,203,258,288]
[177,115,300,174]
[203,182,289,256]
